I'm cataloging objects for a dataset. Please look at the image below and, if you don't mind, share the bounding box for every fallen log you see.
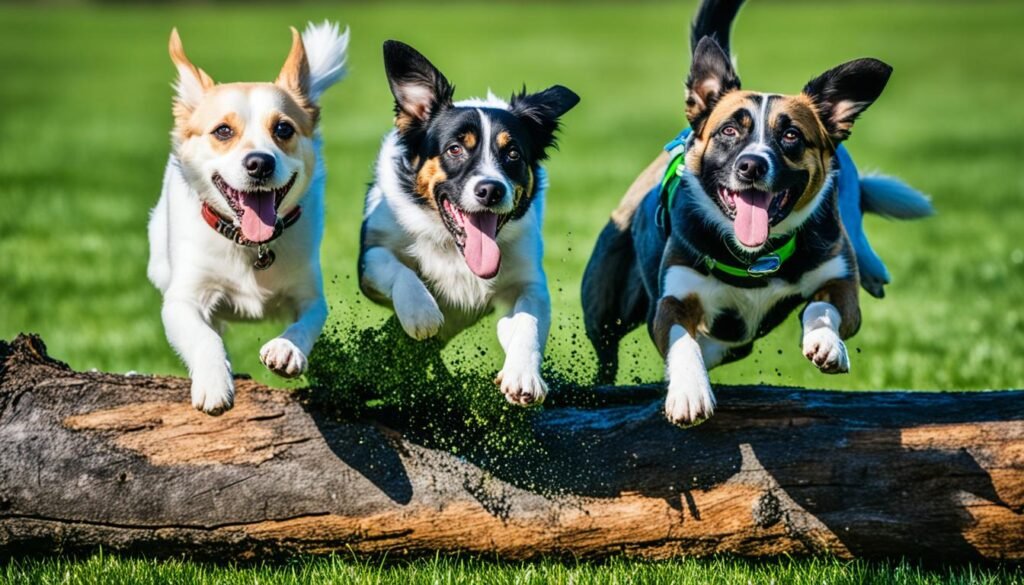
[0,334,1021,562]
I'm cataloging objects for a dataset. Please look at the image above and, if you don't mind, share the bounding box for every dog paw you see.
[392,273,444,340]
[802,328,850,374]
[260,338,307,378]
[191,361,235,415]
[496,362,548,406]
[665,369,715,425]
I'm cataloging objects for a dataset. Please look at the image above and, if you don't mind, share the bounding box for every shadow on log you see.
[0,334,1021,562]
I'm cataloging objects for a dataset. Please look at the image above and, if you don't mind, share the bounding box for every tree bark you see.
[0,334,1021,562]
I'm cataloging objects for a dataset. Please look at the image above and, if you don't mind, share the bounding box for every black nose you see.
[244,152,275,179]
[735,154,769,182]
[474,180,506,207]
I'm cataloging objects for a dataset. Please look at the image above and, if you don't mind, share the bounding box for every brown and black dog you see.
[581,0,931,424]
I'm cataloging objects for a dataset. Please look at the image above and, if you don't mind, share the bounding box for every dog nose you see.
[735,154,769,182]
[474,180,506,207]
[244,152,275,179]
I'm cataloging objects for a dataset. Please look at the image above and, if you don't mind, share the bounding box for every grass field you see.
[1,1,1023,582]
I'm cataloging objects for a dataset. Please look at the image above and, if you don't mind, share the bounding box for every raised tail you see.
[861,175,934,220]
[301,20,350,101]
[691,0,746,55]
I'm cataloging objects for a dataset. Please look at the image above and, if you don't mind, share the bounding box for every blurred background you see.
[1,0,1022,392]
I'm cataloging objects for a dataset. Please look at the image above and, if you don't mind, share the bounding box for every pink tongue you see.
[734,190,771,247]
[239,192,277,243]
[462,212,501,279]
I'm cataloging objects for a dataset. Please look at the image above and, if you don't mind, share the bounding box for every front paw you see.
[392,273,444,340]
[496,361,548,406]
[802,328,850,374]
[191,360,235,415]
[665,369,716,425]
[260,338,307,378]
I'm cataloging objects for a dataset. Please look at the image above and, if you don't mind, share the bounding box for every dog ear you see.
[509,85,580,160]
[382,41,454,132]
[168,28,214,117]
[803,58,892,145]
[685,36,741,134]
[276,27,312,100]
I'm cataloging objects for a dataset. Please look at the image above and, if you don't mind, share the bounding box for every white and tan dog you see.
[148,22,348,414]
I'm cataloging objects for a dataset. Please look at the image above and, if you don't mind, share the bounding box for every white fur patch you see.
[664,324,715,424]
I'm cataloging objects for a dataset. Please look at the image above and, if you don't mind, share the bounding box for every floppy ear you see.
[803,58,892,145]
[509,85,580,159]
[382,41,454,131]
[168,28,214,117]
[276,27,312,100]
[685,35,741,134]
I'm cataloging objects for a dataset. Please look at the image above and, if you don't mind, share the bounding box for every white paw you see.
[392,272,444,340]
[496,357,548,406]
[665,368,716,425]
[260,338,308,378]
[802,328,850,374]
[191,360,235,416]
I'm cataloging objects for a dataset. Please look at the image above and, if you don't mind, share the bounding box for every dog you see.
[359,41,579,405]
[581,0,932,424]
[148,22,349,414]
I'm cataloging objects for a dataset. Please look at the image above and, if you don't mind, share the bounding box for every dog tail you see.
[691,0,746,55]
[302,20,350,100]
[860,175,935,220]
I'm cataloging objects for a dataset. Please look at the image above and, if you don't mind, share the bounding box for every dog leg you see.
[161,297,234,415]
[495,282,550,406]
[654,265,716,424]
[654,293,715,425]
[261,294,327,378]
[361,246,444,340]
[802,278,860,374]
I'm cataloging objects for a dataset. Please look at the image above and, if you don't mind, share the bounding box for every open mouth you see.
[440,198,506,280]
[213,173,296,243]
[717,186,793,248]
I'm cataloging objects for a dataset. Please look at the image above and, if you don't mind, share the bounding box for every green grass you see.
[1,1,1023,582]
[2,553,1021,585]
[1,1,1023,390]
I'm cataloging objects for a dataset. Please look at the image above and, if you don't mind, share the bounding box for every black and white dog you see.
[582,0,932,424]
[359,41,579,405]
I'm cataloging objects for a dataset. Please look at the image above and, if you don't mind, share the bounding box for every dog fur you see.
[359,41,579,406]
[581,0,932,424]
[148,22,349,414]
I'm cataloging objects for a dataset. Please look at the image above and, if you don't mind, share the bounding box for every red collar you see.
[200,202,302,247]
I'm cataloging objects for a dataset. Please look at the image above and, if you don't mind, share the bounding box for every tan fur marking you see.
[812,279,861,339]
[416,157,446,209]
[275,27,318,123]
[168,28,214,125]
[770,95,836,211]
[462,131,477,149]
[653,294,704,358]
[496,131,511,149]
[611,151,671,231]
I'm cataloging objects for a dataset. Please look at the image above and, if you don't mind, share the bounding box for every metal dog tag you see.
[747,253,782,277]
[253,245,276,270]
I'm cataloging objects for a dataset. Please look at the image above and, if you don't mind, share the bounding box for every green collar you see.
[701,234,797,278]
[657,130,798,279]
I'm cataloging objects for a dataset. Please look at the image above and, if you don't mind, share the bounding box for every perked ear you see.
[276,27,312,99]
[509,85,580,159]
[382,41,455,131]
[168,28,215,116]
[686,36,741,133]
[803,58,892,145]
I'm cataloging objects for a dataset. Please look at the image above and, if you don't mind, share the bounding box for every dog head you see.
[382,41,579,279]
[169,27,328,244]
[683,36,891,251]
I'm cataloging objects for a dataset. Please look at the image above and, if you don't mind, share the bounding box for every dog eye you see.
[274,122,295,140]
[212,124,234,141]
[720,125,739,137]
[506,149,521,162]
[446,144,464,157]
[782,128,803,144]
